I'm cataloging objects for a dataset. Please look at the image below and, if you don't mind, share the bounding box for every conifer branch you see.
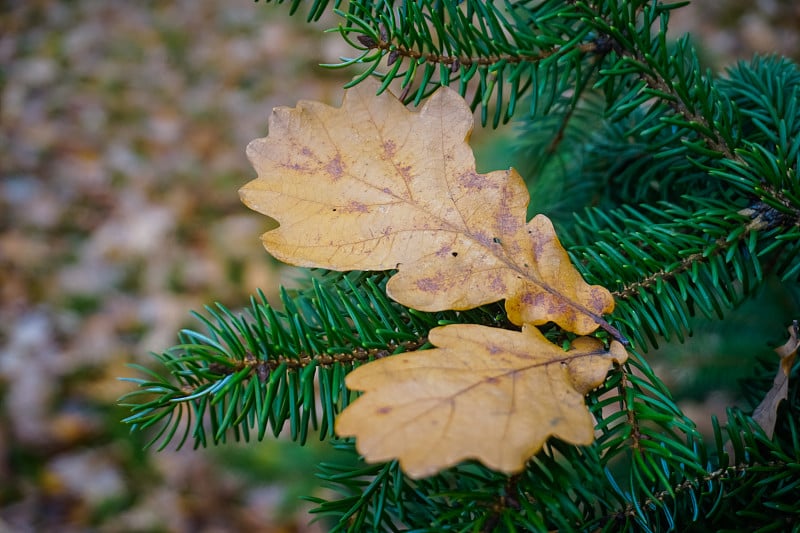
[612,219,750,301]
[177,338,427,398]
[357,34,601,70]
[605,460,790,525]
[630,50,736,160]
[610,199,799,303]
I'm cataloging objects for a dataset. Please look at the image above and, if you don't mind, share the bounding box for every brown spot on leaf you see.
[459,171,487,190]
[416,273,444,292]
[532,237,547,259]
[345,201,369,213]
[326,154,344,180]
[435,245,452,258]
[497,211,519,234]
[521,292,548,308]
[398,164,413,181]
[473,231,492,247]
[490,275,507,294]
[284,160,310,172]
[382,139,397,158]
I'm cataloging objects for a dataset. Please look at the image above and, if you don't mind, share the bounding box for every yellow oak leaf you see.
[335,324,628,478]
[240,77,616,336]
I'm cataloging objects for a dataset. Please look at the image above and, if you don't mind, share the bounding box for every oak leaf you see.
[240,77,615,336]
[335,324,628,478]
[752,321,799,438]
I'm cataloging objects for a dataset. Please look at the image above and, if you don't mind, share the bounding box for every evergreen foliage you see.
[121,1,800,530]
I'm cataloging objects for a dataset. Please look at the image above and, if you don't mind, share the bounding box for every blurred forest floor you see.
[1,1,798,532]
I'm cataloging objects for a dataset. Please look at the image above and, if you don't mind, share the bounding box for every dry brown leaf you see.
[752,321,799,438]
[335,324,628,478]
[240,78,615,336]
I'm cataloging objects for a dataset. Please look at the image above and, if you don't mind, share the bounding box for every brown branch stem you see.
[361,34,600,69]
[179,337,428,397]
[619,369,642,452]
[611,208,770,301]
[607,461,785,523]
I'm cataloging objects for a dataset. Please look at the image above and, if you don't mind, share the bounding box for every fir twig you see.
[358,34,601,69]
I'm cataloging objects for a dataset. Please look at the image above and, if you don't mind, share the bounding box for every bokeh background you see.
[2,1,799,531]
